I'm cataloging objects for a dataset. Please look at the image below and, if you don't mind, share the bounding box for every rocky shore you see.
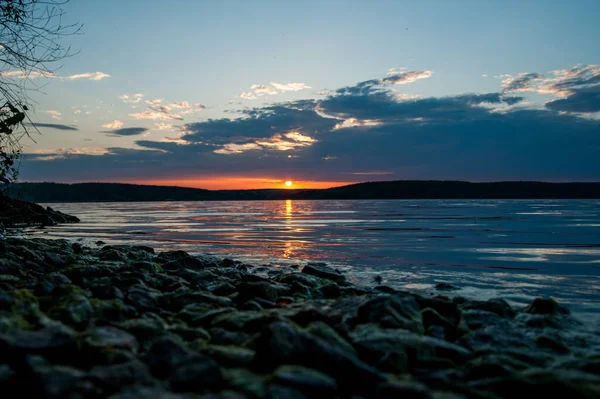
[0,237,599,398]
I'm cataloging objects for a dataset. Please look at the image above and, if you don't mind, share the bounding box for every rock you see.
[28,362,86,399]
[355,294,424,334]
[143,336,199,378]
[301,263,346,282]
[435,282,458,290]
[469,369,600,399]
[457,326,536,354]
[462,310,511,331]
[523,297,570,315]
[460,298,516,319]
[266,384,308,399]
[350,325,472,373]
[87,360,155,394]
[209,328,251,346]
[126,284,161,311]
[48,294,94,329]
[422,308,461,340]
[305,321,355,356]
[107,386,193,399]
[535,333,571,354]
[168,354,223,393]
[272,365,337,396]
[200,345,255,368]
[254,321,386,395]
[99,249,129,262]
[85,326,139,353]
[221,368,266,398]
[376,381,432,399]
[179,306,236,328]
[0,324,77,363]
[236,281,279,303]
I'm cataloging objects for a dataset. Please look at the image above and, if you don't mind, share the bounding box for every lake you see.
[26,199,600,320]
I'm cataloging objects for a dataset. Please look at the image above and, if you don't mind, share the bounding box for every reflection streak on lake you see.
[30,199,600,318]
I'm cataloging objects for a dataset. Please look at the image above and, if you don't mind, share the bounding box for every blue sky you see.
[11,0,600,188]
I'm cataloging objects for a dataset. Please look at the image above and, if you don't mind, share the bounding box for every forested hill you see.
[6,181,600,202]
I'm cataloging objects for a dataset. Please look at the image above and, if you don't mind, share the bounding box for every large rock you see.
[355,294,424,334]
[254,321,386,395]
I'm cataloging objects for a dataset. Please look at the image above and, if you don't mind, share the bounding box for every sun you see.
[285,181,293,187]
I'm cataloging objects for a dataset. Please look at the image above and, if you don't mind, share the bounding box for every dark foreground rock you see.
[0,237,599,398]
[0,194,79,228]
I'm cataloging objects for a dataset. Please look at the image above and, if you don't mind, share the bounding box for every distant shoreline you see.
[7,180,600,202]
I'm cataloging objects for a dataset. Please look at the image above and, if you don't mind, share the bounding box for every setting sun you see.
[285,181,293,187]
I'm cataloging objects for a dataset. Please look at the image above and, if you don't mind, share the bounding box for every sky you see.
[8,0,600,189]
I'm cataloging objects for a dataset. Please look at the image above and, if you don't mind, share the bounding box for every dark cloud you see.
[321,84,523,122]
[546,85,600,113]
[26,123,78,131]
[104,127,149,136]
[181,102,336,145]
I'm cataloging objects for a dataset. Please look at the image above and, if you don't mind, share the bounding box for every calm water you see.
[26,200,600,320]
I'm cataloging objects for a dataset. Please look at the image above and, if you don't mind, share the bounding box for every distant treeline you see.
[6,181,600,202]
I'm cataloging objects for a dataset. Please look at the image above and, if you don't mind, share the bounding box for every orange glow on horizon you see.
[116,177,352,190]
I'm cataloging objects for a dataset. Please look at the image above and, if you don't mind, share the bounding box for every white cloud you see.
[73,109,81,114]
[45,110,62,120]
[65,72,110,81]
[170,101,191,109]
[239,81,311,100]
[214,143,261,154]
[382,70,432,85]
[102,120,124,129]
[333,118,382,130]
[0,70,55,79]
[1,70,110,81]
[155,123,173,130]
[28,147,111,161]
[130,104,183,120]
[145,99,163,105]
[215,131,317,154]
[120,93,144,103]
[240,91,258,100]
[270,82,311,91]
[251,84,278,95]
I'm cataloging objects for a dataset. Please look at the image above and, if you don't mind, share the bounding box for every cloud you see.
[251,85,278,95]
[240,92,258,100]
[501,72,543,92]
[130,104,183,120]
[546,85,600,113]
[270,82,311,91]
[101,120,124,129]
[170,101,190,109]
[65,72,110,81]
[240,81,311,100]
[0,70,55,79]
[499,65,600,112]
[155,123,173,130]
[333,118,382,130]
[44,110,62,120]
[104,127,149,136]
[145,99,162,105]
[26,147,111,161]
[26,123,78,131]
[18,67,600,184]
[120,94,144,104]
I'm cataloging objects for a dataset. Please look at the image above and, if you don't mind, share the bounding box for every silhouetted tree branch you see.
[0,0,81,186]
